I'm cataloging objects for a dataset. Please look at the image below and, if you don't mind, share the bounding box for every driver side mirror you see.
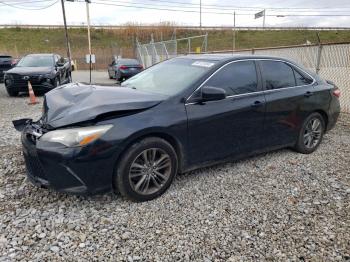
[201,86,227,102]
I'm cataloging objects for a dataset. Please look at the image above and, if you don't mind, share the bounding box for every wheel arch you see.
[114,131,186,179]
[314,109,329,131]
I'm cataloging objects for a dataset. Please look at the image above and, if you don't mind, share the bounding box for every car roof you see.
[181,53,318,80]
[181,53,295,63]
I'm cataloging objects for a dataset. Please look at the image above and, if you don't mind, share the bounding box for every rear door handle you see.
[304,91,314,97]
[251,100,265,108]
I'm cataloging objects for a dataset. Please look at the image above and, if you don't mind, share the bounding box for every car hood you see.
[7,66,53,75]
[42,83,166,128]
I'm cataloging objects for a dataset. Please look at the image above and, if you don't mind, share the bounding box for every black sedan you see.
[0,54,17,82]
[108,58,143,81]
[15,55,340,202]
[4,53,71,96]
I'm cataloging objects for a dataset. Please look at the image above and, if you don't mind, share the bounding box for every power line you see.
[96,0,350,11]
[2,0,56,4]
[0,0,58,10]
[2,0,350,17]
[91,0,350,17]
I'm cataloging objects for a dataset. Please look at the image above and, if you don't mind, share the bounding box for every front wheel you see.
[6,88,18,97]
[68,73,72,83]
[114,137,178,202]
[294,112,325,154]
[53,77,60,88]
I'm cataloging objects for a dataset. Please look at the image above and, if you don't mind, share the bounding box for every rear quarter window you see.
[294,69,314,86]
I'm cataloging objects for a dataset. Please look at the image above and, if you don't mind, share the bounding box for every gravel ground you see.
[0,76,349,261]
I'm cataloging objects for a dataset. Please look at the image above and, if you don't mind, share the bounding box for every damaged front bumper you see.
[18,120,117,195]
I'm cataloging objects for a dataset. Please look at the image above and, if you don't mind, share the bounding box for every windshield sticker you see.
[192,61,215,68]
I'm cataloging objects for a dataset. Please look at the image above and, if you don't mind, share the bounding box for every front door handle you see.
[304,91,314,97]
[251,100,265,108]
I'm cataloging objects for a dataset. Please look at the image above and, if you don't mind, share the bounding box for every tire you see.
[6,88,18,97]
[114,137,178,202]
[108,71,113,79]
[294,112,325,154]
[54,77,60,88]
[115,71,122,82]
[68,73,72,83]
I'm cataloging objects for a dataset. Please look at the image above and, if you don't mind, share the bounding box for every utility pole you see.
[85,0,92,84]
[200,0,202,29]
[60,0,72,80]
[232,11,236,51]
[263,9,266,28]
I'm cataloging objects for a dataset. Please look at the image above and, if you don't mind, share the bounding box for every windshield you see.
[121,58,216,96]
[17,56,54,67]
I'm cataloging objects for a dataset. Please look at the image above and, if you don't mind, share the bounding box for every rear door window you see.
[260,61,296,90]
[205,60,258,96]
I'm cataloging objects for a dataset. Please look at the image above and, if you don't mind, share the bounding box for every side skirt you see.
[180,143,295,174]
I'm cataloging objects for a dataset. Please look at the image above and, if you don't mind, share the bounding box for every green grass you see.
[1,27,349,69]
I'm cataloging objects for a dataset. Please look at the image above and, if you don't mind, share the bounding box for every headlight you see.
[40,125,113,147]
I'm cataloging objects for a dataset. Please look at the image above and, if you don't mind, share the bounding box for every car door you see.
[258,60,316,149]
[186,60,266,166]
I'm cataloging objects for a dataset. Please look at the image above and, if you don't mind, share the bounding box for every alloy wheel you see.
[303,118,322,149]
[129,148,172,195]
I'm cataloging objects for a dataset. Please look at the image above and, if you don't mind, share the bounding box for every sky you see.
[0,0,350,27]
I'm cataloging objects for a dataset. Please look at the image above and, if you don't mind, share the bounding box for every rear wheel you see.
[294,112,325,154]
[114,137,178,202]
[115,71,122,82]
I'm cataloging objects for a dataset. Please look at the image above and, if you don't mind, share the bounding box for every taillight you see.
[139,65,143,69]
[333,89,341,98]
[119,65,128,70]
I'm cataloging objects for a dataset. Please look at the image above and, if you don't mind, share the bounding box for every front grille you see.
[23,152,47,180]
[0,64,11,70]
[8,74,42,88]
[23,122,47,180]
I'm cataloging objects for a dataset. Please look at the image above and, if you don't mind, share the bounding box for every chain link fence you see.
[208,42,350,113]
[136,34,208,69]
[137,39,350,113]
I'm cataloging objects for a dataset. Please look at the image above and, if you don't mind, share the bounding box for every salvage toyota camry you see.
[14,55,340,202]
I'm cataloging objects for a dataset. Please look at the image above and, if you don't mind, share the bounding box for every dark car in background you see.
[4,53,71,97]
[0,55,17,82]
[108,58,143,81]
[15,55,340,202]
